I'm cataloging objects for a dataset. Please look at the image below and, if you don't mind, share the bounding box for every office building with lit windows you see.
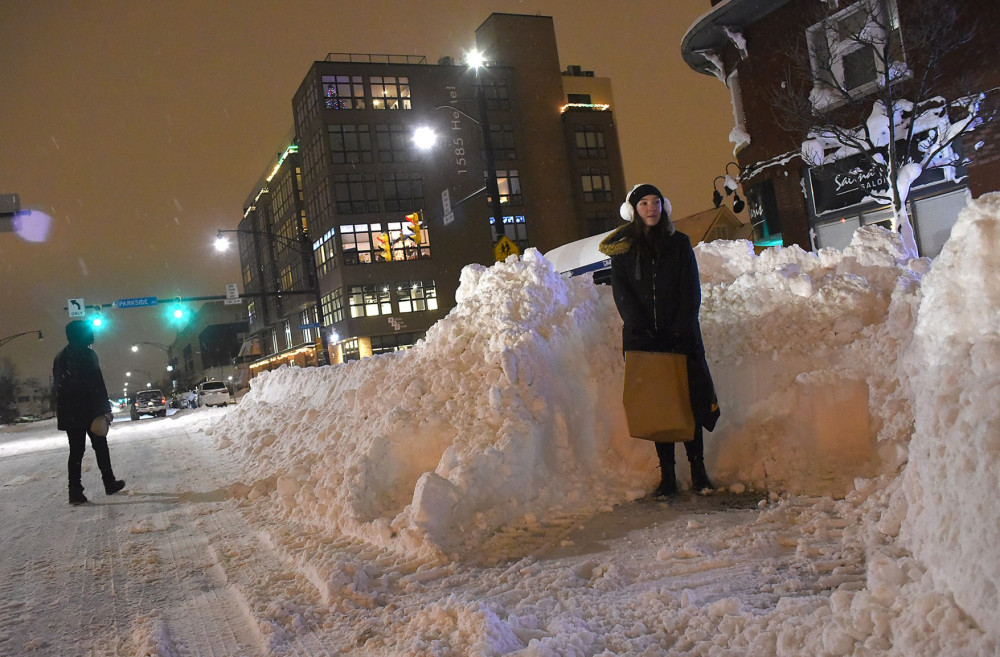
[235,12,626,370]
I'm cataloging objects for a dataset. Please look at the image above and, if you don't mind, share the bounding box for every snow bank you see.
[212,251,654,559]
[213,217,935,560]
[697,228,920,496]
[900,192,1000,643]
[205,194,1000,651]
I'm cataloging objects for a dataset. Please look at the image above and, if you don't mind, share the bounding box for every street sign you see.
[225,283,239,299]
[299,322,321,329]
[224,298,243,305]
[441,189,452,217]
[112,296,158,309]
[68,298,85,317]
[494,236,521,262]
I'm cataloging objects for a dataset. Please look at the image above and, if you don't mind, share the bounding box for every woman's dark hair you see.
[629,209,673,258]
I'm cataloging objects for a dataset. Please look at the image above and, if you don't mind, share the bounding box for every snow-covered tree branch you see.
[768,0,996,258]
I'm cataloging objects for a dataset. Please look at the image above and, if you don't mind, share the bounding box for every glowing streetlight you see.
[465,48,486,71]
[412,50,503,229]
[412,126,438,150]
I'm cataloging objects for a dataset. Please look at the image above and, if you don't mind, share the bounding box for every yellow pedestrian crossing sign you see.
[494,236,520,262]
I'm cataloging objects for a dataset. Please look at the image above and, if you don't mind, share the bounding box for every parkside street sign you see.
[112,296,158,309]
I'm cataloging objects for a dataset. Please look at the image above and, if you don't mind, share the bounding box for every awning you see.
[237,336,262,358]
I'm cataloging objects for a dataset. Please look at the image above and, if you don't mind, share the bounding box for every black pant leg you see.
[88,430,116,484]
[683,425,705,462]
[66,427,86,491]
[655,441,675,470]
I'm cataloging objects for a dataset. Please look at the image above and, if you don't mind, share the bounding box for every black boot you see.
[689,457,715,494]
[104,479,126,495]
[69,486,88,505]
[653,469,678,498]
[653,442,679,498]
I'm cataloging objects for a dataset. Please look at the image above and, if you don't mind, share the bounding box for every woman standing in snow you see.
[599,183,720,497]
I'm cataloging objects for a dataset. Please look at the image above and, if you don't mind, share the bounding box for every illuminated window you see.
[321,288,344,324]
[349,285,392,318]
[341,222,430,264]
[341,223,377,264]
[341,338,360,362]
[397,280,438,313]
[328,124,372,164]
[279,264,293,291]
[313,227,337,276]
[333,173,378,214]
[490,214,529,251]
[575,126,606,159]
[581,169,613,203]
[300,309,316,343]
[323,75,365,110]
[386,220,431,261]
[382,173,424,211]
[492,170,522,206]
[370,76,411,110]
[275,217,298,259]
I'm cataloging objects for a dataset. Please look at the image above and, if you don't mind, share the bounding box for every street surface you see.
[0,411,858,656]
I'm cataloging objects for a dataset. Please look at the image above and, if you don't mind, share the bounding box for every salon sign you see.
[808,138,949,216]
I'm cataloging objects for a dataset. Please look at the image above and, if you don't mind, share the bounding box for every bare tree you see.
[770,0,996,257]
[0,358,19,424]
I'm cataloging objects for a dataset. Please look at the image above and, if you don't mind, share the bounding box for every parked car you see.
[131,389,167,420]
[197,381,231,407]
[170,390,196,409]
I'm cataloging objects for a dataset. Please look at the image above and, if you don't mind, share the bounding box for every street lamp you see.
[712,162,745,214]
[125,369,153,388]
[0,330,43,349]
[412,50,504,231]
[131,342,174,367]
[214,228,329,366]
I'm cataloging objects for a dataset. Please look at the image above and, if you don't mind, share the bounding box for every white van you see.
[197,381,231,407]
[543,229,614,284]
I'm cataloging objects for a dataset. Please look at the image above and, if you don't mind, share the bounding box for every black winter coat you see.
[600,224,720,431]
[53,343,112,431]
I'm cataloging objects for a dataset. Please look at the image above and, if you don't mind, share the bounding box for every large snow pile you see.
[213,255,653,560]
[900,192,1000,643]
[211,195,1000,646]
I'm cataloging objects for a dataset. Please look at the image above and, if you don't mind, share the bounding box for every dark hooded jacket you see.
[599,223,720,431]
[53,321,112,431]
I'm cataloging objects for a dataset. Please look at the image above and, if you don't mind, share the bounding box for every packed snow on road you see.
[2,194,998,656]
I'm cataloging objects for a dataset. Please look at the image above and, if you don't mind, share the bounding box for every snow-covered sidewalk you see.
[2,195,999,656]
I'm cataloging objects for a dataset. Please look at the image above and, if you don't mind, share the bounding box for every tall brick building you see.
[234,13,626,371]
[682,0,999,255]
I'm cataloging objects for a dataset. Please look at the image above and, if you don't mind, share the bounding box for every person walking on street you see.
[600,183,721,497]
[53,320,125,505]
